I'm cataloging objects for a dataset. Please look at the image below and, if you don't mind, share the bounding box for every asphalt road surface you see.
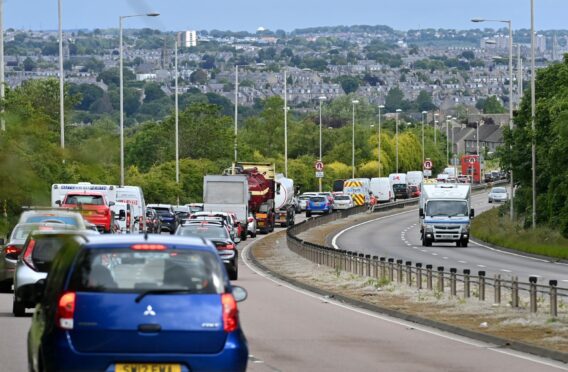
[333,191,568,286]
[0,212,566,371]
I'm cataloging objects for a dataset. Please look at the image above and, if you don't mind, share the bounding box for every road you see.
[334,191,568,286]
[0,213,566,371]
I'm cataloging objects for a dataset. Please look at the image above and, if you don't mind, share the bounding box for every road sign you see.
[423,159,433,170]
[469,157,476,164]
[315,171,324,178]
[423,170,432,177]
[315,160,324,172]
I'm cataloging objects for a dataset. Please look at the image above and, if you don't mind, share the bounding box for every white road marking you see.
[458,260,467,264]
[432,253,438,256]
[242,242,568,371]
[421,250,428,253]
[442,257,448,260]
[501,269,512,273]
[477,265,486,268]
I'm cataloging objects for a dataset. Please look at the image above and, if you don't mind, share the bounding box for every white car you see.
[298,194,315,211]
[333,194,354,210]
[488,187,508,203]
[247,213,257,238]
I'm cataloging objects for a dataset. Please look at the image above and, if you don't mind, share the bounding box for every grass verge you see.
[472,207,568,259]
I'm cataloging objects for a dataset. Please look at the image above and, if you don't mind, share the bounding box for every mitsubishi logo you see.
[143,305,156,316]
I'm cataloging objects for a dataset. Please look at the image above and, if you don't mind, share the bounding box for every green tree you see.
[23,57,36,71]
[338,76,360,95]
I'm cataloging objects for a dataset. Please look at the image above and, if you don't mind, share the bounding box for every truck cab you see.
[419,184,474,247]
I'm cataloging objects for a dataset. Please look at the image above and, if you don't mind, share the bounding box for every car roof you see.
[147,204,172,208]
[81,234,217,253]
[29,229,96,237]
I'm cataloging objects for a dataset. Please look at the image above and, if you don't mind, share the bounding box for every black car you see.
[393,183,410,199]
[147,204,178,234]
[145,208,161,233]
[176,222,240,280]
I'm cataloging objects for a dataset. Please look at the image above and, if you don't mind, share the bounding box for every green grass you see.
[472,208,568,259]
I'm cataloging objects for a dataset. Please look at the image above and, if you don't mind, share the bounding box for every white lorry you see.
[419,184,474,247]
[203,175,249,240]
[51,183,116,207]
[275,174,296,227]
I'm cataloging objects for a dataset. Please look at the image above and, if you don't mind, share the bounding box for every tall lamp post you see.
[351,100,359,178]
[421,111,427,165]
[318,96,326,191]
[119,12,160,187]
[446,115,451,166]
[472,17,514,220]
[174,40,179,204]
[530,0,536,228]
[284,70,289,177]
[433,112,439,145]
[58,0,64,147]
[395,109,402,173]
[0,0,4,131]
[378,104,384,177]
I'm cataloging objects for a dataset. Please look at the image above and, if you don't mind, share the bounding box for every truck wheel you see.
[240,230,247,241]
[455,240,462,247]
[306,211,312,218]
[461,239,469,247]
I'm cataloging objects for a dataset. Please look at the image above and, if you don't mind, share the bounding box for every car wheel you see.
[229,265,238,281]
[13,298,26,317]
[240,230,247,241]
[461,239,469,248]
[0,280,12,293]
[306,211,312,218]
[455,240,462,247]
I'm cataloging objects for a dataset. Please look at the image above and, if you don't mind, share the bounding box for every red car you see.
[57,192,115,233]
[409,185,421,198]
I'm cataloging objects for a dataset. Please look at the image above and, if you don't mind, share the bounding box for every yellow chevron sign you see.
[352,194,366,206]
[344,181,362,188]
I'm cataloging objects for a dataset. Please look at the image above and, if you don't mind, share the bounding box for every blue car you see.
[27,235,248,372]
[305,196,331,217]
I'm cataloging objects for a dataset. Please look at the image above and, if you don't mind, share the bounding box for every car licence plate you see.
[115,363,181,372]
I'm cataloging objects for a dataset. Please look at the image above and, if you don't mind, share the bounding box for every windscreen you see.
[153,208,172,216]
[177,225,229,239]
[393,184,407,192]
[310,197,326,202]
[335,196,351,201]
[26,216,80,226]
[69,249,224,293]
[12,225,39,240]
[32,235,81,272]
[65,195,104,205]
[426,201,468,217]
[492,188,506,194]
[204,182,245,204]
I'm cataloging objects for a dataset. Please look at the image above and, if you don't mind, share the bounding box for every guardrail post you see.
[437,266,444,293]
[405,261,412,286]
[478,271,486,301]
[380,257,386,280]
[372,256,379,279]
[343,250,348,272]
[349,252,354,273]
[511,276,519,308]
[396,259,403,283]
[529,276,538,313]
[549,280,558,318]
[359,254,365,276]
[463,269,470,298]
[365,255,371,277]
[426,264,433,290]
[416,263,423,289]
[494,274,501,305]
[388,258,395,282]
[450,268,457,297]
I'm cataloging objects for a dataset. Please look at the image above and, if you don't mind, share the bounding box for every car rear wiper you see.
[135,289,197,303]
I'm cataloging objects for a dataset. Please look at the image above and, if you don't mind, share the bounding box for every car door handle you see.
[138,324,161,333]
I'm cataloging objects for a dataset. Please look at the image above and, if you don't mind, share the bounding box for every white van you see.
[116,186,146,233]
[51,183,116,207]
[406,171,424,187]
[370,177,393,203]
[111,202,133,234]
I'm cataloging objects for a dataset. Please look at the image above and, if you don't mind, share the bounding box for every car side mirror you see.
[55,200,61,206]
[232,286,248,302]
[118,210,126,220]
[470,208,475,218]
[108,202,115,207]
[419,208,425,218]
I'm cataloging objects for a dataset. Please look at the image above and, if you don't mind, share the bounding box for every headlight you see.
[425,225,434,233]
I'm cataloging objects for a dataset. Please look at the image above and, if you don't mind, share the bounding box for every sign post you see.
[315,161,325,189]
[423,159,433,178]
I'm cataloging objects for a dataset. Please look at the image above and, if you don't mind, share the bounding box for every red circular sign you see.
[315,161,324,171]
[423,160,433,170]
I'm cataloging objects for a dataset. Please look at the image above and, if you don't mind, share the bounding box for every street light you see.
[318,96,326,192]
[446,115,451,166]
[421,111,427,165]
[530,0,536,228]
[119,12,160,187]
[58,0,64,147]
[378,104,385,177]
[0,0,5,131]
[395,109,402,173]
[351,100,359,178]
[472,17,515,220]
[174,40,179,204]
[284,70,289,177]
[433,112,439,145]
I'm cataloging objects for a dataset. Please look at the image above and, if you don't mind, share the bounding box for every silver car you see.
[333,194,354,210]
[18,209,87,228]
[0,222,69,292]
[13,229,95,316]
[488,187,508,203]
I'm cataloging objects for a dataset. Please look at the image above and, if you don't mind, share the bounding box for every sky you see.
[3,0,567,32]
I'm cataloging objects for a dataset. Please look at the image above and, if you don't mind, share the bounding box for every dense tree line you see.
[0,79,448,236]
[502,56,568,237]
